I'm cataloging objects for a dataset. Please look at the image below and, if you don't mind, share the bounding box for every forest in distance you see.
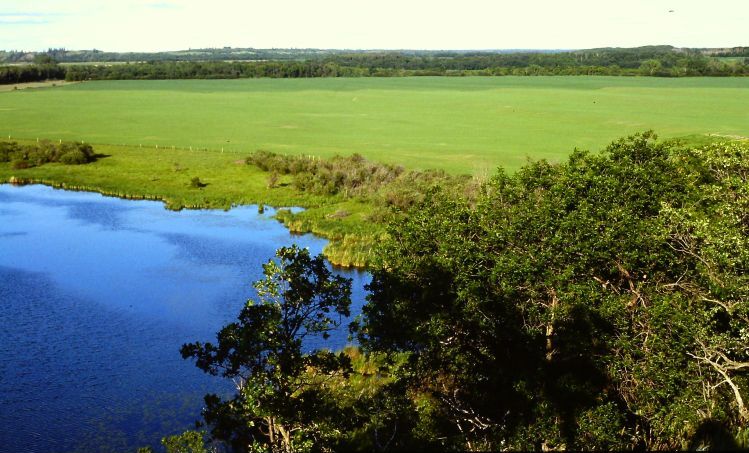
[127,133,749,452]
[2,45,749,84]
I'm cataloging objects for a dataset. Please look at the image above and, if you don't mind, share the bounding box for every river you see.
[0,184,370,452]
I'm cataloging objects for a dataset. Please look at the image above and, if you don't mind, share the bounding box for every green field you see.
[2,77,748,173]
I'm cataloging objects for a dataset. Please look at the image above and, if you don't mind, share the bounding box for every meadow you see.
[1,76,748,174]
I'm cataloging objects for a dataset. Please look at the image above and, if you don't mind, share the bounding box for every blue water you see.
[0,184,370,453]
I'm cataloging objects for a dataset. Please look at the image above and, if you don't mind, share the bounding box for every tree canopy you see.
[360,133,749,450]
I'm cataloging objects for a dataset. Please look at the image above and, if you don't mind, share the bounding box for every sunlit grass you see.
[2,77,748,173]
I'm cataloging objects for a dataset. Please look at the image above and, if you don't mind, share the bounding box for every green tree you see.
[360,133,749,450]
[162,430,210,453]
[639,59,663,76]
[181,245,353,453]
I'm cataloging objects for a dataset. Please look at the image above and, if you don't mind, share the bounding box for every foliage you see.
[246,151,473,210]
[5,45,749,84]
[181,246,354,452]
[189,176,207,189]
[0,140,96,168]
[0,62,65,85]
[360,133,749,450]
[137,430,212,453]
[162,430,211,453]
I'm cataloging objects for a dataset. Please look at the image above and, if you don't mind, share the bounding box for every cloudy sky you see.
[1,0,747,52]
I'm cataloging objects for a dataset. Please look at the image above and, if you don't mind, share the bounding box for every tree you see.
[360,133,749,450]
[639,59,663,76]
[181,246,353,453]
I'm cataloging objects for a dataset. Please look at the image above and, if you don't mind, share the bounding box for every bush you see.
[60,150,89,165]
[0,140,96,167]
[0,141,21,162]
[245,150,467,204]
[10,159,30,169]
[189,176,206,188]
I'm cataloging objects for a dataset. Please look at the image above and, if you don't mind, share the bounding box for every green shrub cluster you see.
[246,150,473,210]
[0,140,96,169]
[247,151,406,195]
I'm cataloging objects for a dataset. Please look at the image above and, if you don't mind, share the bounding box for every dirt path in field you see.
[708,133,749,141]
[0,80,80,92]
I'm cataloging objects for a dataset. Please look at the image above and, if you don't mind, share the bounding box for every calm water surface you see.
[0,184,370,453]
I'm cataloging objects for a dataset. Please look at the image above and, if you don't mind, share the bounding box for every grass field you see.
[2,77,748,173]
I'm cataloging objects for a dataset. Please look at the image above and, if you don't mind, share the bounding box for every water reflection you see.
[0,184,370,453]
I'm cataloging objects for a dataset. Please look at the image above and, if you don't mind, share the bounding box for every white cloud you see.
[0,13,55,25]
[0,0,747,51]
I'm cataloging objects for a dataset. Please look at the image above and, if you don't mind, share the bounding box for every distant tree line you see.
[62,61,369,81]
[702,47,749,58]
[59,58,749,82]
[2,46,748,84]
[0,47,348,63]
[0,62,65,84]
[3,45,747,65]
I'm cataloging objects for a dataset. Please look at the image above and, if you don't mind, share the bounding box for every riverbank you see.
[0,141,382,267]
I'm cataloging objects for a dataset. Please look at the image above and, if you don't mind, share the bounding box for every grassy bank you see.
[2,77,749,174]
[0,141,383,267]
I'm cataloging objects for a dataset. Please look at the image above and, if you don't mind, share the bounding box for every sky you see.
[0,0,747,52]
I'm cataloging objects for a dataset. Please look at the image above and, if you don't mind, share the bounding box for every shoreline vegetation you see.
[0,139,474,268]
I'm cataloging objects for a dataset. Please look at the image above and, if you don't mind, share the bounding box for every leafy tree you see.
[161,430,211,453]
[181,246,353,452]
[360,133,749,450]
[138,430,211,453]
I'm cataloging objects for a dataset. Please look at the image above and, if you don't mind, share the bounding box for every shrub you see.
[0,141,21,162]
[60,150,89,165]
[0,140,96,167]
[189,176,206,188]
[11,159,30,169]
